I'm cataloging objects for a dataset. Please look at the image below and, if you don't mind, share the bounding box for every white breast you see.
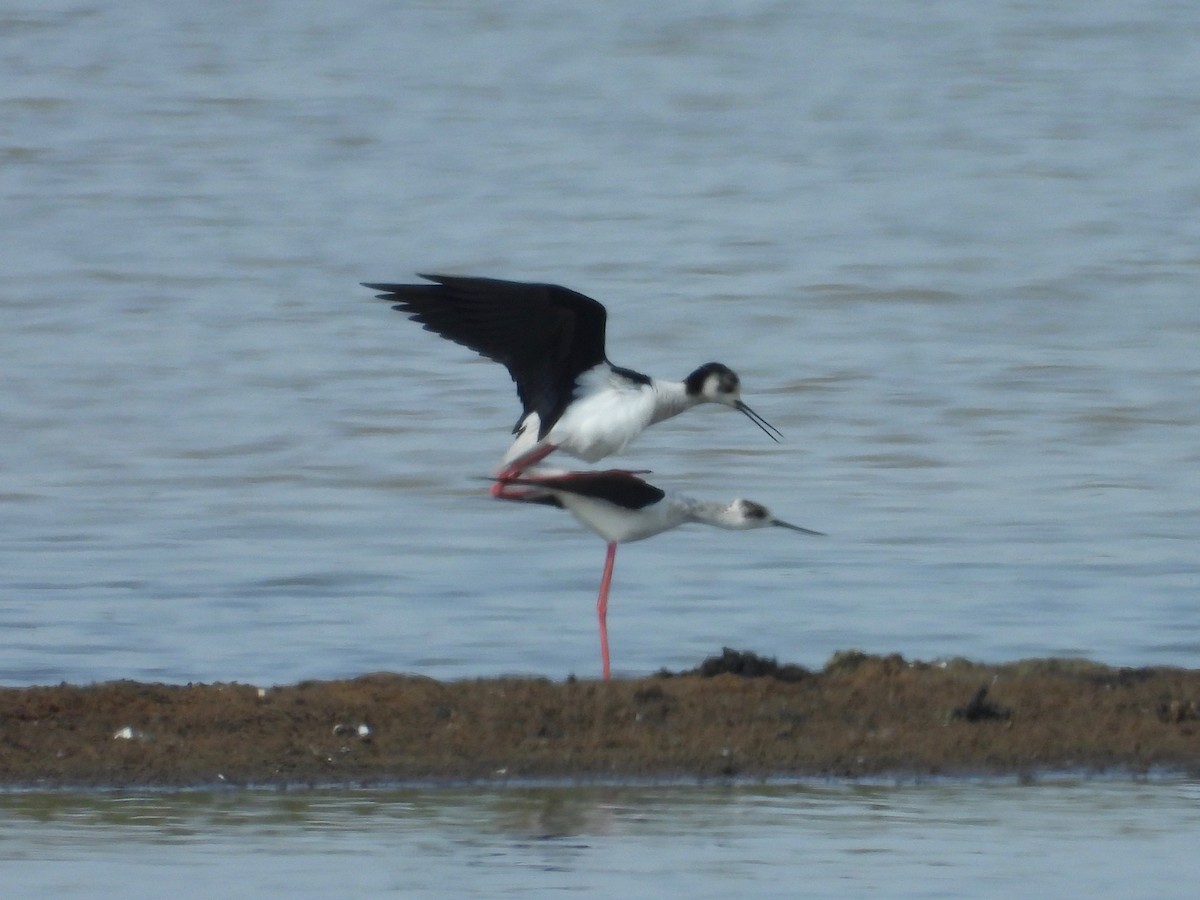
[546,367,657,462]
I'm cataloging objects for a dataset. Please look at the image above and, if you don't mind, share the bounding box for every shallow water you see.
[3,779,1200,898]
[2,0,1198,689]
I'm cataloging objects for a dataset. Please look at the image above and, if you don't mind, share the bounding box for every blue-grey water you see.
[3,0,1199,891]
[4,0,1197,688]
[3,779,1200,899]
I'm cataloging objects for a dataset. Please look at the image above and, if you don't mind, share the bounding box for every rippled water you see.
[3,1,1198,690]
[4,779,1200,898]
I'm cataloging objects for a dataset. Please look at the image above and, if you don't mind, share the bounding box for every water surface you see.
[3,779,1200,898]
[2,0,1197,686]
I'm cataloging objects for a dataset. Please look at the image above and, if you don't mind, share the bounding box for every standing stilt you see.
[597,541,617,680]
[493,470,823,678]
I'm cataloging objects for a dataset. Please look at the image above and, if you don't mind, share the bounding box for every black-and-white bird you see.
[364,275,781,481]
[495,468,823,680]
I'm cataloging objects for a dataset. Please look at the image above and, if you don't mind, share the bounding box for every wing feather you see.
[365,275,610,433]
[505,469,665,510]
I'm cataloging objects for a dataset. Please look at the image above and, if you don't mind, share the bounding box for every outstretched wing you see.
[365,275,609,428]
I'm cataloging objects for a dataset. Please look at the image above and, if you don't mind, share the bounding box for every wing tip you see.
[363,275,444,293]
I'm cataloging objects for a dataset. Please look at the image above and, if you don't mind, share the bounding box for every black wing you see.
[364,275,610,434]
[506,469,666,511]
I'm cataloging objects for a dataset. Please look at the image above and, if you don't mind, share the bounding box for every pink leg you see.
[489,485,547,502]
[489,481,546,500]
[494,443,558,484]
[597,541,617,681]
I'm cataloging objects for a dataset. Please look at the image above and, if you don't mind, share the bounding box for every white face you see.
[703,498,823,535]
[689,363,782,443]
[710,499,775,530]
[733,499,772,526]
[703,369,742,406]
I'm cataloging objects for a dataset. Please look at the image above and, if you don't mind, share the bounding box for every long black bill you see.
[736,400,783,442]
[773,519,825,536]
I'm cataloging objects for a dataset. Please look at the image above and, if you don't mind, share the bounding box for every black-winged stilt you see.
[363,275,782,483]
[495,468,823,680]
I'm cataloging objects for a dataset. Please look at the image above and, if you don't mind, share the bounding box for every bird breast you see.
[547,370,658,462]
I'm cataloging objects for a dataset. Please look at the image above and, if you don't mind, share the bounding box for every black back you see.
[508,469,666,511]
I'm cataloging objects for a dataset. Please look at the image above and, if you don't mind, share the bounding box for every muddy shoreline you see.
[2,650,1199,789]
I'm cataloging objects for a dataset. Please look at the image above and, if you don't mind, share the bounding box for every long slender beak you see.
[772,519,825,536]
[735,400,783,442]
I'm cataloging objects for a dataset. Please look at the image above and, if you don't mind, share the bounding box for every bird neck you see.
[681,498,738,529]
[648,379,700,425]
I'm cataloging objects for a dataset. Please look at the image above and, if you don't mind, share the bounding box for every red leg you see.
[489,484,545,501]
[490,481,541,499]
[597,541,617,681]
[495,443,558,482]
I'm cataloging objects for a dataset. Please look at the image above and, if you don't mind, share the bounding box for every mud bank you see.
[2,650,1198,788]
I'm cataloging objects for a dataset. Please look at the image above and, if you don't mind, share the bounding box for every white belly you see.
[502,372,658,466]
[560,494,685,544]
[547,378,657,462]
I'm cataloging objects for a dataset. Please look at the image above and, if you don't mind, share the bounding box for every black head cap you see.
[684,362,739,397]
[737,500,770,521]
